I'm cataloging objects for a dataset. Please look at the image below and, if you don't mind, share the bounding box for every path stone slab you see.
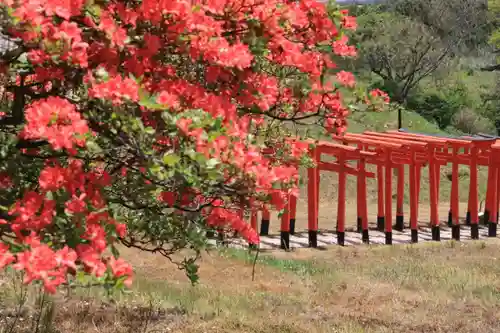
[208,225,500,250]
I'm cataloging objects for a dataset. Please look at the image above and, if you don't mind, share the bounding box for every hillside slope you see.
[348,108,444,134]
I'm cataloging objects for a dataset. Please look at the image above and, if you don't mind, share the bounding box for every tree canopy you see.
[485,0,500,71]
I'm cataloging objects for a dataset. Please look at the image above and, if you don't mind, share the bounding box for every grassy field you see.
[348,108,444,134]
[3,242,500,333]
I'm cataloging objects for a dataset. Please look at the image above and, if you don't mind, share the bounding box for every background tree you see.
[343,0,496,131]
[483,0,500,71]
[352,0,489,104]
[384,0,490,54]
[478,0,500,133]
[353,11,449,103]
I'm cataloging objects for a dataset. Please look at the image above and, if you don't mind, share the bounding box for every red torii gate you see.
[257,140,377,249]
[335,131,497,242]
[240,130,500,250]
[331,132,434,244]
[383,131,497,238]
[305,140,379,247]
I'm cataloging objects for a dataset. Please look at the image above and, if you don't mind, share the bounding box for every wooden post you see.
[384,150,393,245]
[289,193,297,235]
[337,152,346,246]
[395,164,405,231]
[307,147,319,247]
[377,164,385,231]
[409,150,419,243]
[450,146,460,240]
[469,146,479,239]
[280,193,291,249]
[359,157,369,244]
[429,144,440,241]
[260,205,270,236]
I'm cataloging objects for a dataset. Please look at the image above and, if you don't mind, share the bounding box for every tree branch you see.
[481,64,500,72]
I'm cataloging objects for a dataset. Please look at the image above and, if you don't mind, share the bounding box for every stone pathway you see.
[210,225,494,250]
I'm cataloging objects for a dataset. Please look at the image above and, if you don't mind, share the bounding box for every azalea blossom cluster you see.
[0,159,132,292]
[0,0,388,292]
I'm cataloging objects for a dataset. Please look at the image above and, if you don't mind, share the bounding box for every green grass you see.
[348,108,444,134]
[220,248,331,277]
[293,107,446,141]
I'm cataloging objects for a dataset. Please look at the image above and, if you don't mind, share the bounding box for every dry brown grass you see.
[3,240,500,333]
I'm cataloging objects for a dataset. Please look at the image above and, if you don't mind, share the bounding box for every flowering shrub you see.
[0,0,388,293]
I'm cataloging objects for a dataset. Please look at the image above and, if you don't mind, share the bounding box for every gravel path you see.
[211,225,494,250]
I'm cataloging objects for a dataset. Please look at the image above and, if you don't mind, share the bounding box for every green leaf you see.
[144,127,156,135]
[110,244,120,259]
[139,93,165,110]
[86,140,103,154]
[95,67,108,80]
[162,153,181,166]
[194,152,207,164]
[76,271,87,284]
[18,53,28,64]
[149,164,162,175]
[213,117,222,129]
[206,158,219,169]
[207,169,220,180]
[87,4,101,18]
[183,258,199,285]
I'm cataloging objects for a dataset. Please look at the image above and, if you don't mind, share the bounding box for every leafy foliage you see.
[485,0,500,71]
[406,81,469,129]
[353,11,449,102]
